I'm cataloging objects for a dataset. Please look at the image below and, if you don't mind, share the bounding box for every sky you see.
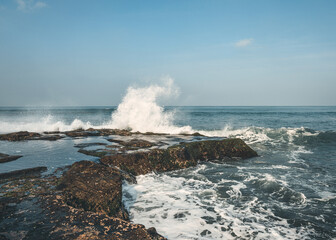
[0,0,336,106]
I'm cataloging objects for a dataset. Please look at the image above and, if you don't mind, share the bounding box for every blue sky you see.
[0,0,336,106]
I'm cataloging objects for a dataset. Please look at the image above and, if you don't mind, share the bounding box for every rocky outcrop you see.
[0,164,165,240]
[58,161,128,220]
[0,131,63,141]
[64,128,132,138]
[0,166,47,180]
[74,142,107,148]
[101,138,258,176]
[108,138,156,149]
[0,153,22,163]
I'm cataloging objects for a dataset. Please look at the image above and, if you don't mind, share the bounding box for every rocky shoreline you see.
[0,129,257,239]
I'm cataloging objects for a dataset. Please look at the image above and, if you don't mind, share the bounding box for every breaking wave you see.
[0,79,335,148]
[107,77,193,134]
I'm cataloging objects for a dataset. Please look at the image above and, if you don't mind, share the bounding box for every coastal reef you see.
[0,129,257,239]
[101,139,257,175]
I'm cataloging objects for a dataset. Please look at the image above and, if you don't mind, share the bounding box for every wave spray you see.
[108,77,192,134]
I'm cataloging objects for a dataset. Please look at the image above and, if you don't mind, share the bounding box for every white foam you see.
[0,115,93,133]
[106,77,193,134]
[123,167,313,240]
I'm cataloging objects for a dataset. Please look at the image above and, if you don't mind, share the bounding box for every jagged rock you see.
[58,161,128,220]
[0,153,22,163]
[0,167,47,180]
[101,138,258,176]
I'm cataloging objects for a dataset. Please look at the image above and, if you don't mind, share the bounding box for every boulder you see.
[101,138,258,176]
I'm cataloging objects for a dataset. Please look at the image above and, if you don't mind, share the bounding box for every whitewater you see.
[0,79,335,239]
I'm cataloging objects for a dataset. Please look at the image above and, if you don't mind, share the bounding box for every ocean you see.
[0,93,335,239]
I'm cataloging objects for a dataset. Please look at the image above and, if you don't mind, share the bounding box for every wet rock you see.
[64,128,132,138]
[0,131,63,141]
[0,153,22,163]
[108,138,156,149]
[64,129,101,137]
[0,167,47,180]
[41,193,167,240]
[0,163,166,240]
[180,132,204,137]
[58,161,128,220]
[43,131,61,134]
[200,229,211,236]
[78,149,108,157]
[74,142,107,148]
[0,131,41,141]
[101,139,258,176]
[37,135,64,141]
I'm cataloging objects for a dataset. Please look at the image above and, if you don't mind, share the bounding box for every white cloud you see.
[235,38,254,47]
[15,0,47,11]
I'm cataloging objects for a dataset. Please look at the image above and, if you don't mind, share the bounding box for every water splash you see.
[108,77,193,134]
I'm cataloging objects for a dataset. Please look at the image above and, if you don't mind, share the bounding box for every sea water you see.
[0,81,335,239]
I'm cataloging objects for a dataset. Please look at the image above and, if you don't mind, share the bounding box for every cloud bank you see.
[16,0,47,11]
[235,38,253,47]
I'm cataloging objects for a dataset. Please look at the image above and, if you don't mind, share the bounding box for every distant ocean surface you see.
[0,105,335,239]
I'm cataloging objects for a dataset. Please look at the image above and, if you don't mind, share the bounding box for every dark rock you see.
[101,139,258,176]
[0,163,166,240]
[180,132,204,137]
[0,131,63,141]
[0,153,22,163]
[200,229,211,236]
[37,135,64,141]
[64,129,101,137]
[59,161,128,220]
[0,131,41,141]
[78,149,108,157]
[0,167,47,180]
[108,138,156,149]
[74,142,107,148]
[64,128,133,138]
[41,192,167,240]
[137,132,167,136]
[43,131,61,134]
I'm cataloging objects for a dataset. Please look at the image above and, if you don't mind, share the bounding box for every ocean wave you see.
[123,169,313,240]
[0,115,94,133]
[0,79,335,149]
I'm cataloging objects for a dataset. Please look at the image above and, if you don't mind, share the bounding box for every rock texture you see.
[0,153,22,163]
[108,138,156,149]
[0,164,165,240]
[64,128,132,138]
[0,131,63,141]
[0,166,47,180]
[59,161,128,220]
[101,138,258,176]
